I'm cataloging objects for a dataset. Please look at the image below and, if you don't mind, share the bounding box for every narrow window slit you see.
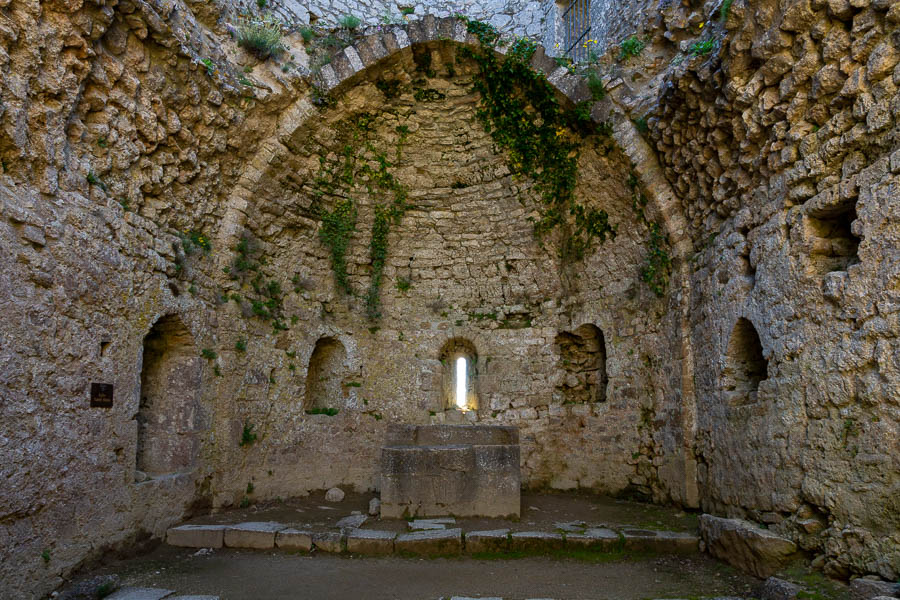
[455,357,467,409]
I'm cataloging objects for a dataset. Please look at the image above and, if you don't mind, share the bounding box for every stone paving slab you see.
[564,527,620,550]
[105,588,174,600]
[465,529,510,553]
[223,522,284,549]
[166,525,227,549]
[346,528,396,555]
[312,531,344,553]
[396,528,463,555]
[275,528,312,551]
[509,531,565,552]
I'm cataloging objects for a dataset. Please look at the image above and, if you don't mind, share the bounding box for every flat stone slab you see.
[312,531,344,553]
[565,527,621,550]
[396,528,463,555]
[105,588,174,600]
[336,514,368,529]
[409,519,452,530]
[509,531,565,552]
[166,525,226,549]
[465,529,510,553]
[346,529,396,555]
[554,521,586,533]
[623,529,699,553]
[275,528,312,551]
[224,522,284,549]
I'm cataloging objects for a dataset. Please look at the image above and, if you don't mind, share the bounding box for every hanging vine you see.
[458,18,616,260]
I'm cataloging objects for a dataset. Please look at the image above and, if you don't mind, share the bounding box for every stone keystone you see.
[224,522,285,549]
[166,524,227,549]
[700,515,798,577]
[346,529,396,555]
[395,528,463,555]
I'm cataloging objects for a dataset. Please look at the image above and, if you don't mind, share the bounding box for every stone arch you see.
[722,317,768,403]
[305,336,348,410]
[439,338,479,412]
[555,323,608,403]
[136,313,202,480]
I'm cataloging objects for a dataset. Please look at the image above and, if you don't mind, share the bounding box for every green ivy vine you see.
[628,172,671,297]
[313,114,409,319]
[458,18,616,260]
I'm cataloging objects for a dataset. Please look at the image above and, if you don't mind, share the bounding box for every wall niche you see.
[722,317,767,405]
[805,203,860,276]
[305,336,347,410]
[136,314,202,480]
[555,324,608,404]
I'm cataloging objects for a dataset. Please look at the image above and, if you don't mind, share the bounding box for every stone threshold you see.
[166,521,699,556]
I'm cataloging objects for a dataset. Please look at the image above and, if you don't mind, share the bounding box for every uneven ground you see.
[72,548,760,600]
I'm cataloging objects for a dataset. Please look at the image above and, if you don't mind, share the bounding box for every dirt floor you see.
[80,545,761,599]
[187,491,700,534]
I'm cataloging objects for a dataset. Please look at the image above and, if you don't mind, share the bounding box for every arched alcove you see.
[305,336,347,410]
[555,323,608,403]
[722,318,767,404]
[136,314,201,479]
[439,338,478,411]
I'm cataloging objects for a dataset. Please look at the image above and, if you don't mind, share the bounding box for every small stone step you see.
[275,528,312,551]
[622,529,699,553]
[346,529,395,555]
[312,531,344,553]
[224,522,285,549]
[396,528,463,555]
[166,525,227,549]
[565,527,620,550]
[509,531,564,552]
[465,529,510,553]
[105,588,174,600]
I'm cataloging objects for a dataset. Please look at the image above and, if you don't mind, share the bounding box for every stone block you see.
[223,522,284,549]
[509,531,565,552]
[275,528,312,551]
[700,515,798,577]
[622,529,699,553]
[166,525,226,549]
[312,531,344,553]
[465,529,510,553]
[565,527,621,550]
[335,514,367,529]
[395,528,463,556]
[105,589,174,600]
[346,529,396,555]
[850,578,900,600]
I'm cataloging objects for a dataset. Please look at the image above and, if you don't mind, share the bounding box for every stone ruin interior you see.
[0,0,897,598]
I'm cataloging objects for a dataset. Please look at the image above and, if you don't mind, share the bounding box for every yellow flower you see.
[699,22,704,28]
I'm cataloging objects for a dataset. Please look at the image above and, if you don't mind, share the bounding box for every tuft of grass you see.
[400,6,415,15]
[234,13,285,59]
[587,71,606,100]
[246,481,255,494]
[720,0,734,21]
[396,275,412,292]
[239,496,250,508]
[338,14,361,30]
[619,35,645,60]
[633,116,649,133]
[200,348,217,360]
[689,39,715,56]
[41,550,50,564]
[305,407,339,416]
[239,422,257,446]
[300,26,314,43]
[235,338,247,352]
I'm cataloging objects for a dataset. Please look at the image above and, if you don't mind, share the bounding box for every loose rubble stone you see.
[700,516,797,577]
[335,514,368,529]
[324,487,345,502]
[368,498,381,516]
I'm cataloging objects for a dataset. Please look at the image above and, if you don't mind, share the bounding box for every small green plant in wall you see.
[619,35,645,60]
[201,348,217,359]
[640,223,671,297]
[235,339,247,352]
[239,422,258,446]
[306,407,339,416]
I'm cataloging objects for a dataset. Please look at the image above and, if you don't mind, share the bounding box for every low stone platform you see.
[166,521,700,557]
[381,424,521,519]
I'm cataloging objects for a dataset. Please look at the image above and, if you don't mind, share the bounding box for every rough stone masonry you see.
[0,0,897,598]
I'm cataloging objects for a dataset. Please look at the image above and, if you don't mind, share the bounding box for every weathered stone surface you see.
[335,514,368,530]
[312,532,344,553]
[167,525,227,549]
[465,529,511,553]
[395,528,463,555]
[757,577,803,600]
[565,528,621,550]
[368,497,381,516]
[700,516,797,577]
[325,487,346,502]
[850,578,900,600]
[58,575,121,600]
[346,529,396,555]
[509,531,565,552]
[105,589,175,600]
[223,522,284,549]
[275,528,313,551]
[622,529,699,553]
